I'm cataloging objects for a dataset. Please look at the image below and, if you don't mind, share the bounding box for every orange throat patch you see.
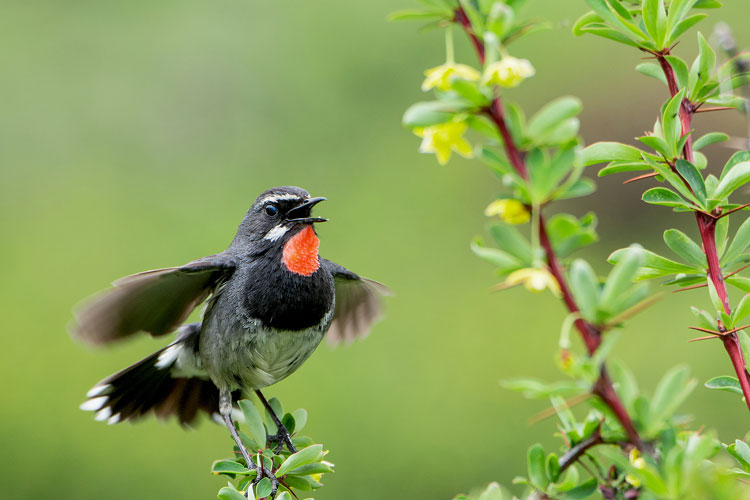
[282,225,320,276]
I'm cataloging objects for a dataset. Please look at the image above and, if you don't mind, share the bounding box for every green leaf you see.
[555,178,596,200]
[734,295,750,325]
[238,400,266,451]
[651,365,696,425]
[675,159,707,206]
[291,408,308,433]
[388,10,448,22]
[642,187,693,209]
[471,240,523,271]
[741,331,750,372]
[448,79,487,107]
[638,135,670,157]
[643,0,668,48]
[664,56,689,90]
[527,443,549,489]
[705,376,743,395]
[728,275,750,295]
[598,160,651,176]
[526,97,582,142]
[569,259,600,321]
[558,478,598,500]
[218,486,248,500]
[636,62,668,85]
[582,141,645,166]
[546,453,561,483]
[663,229,706,268]
[693,132,729,151]
[285,461,334,476]
[402,101,466,127]
[728,439,750,470]
[716,213,729,257]
[489,223,532,262]
[715,162,750,200]
[722,216,750,266]
[572,12,604,36]
[276,444,324,477]
[661,90,684,153]
[610,361,639,409]
[692,306,717,330]
[546,212,598,258]
[609,247,698,275]
[721,151,750,180]
[668,14,707,45]
[213,460,254,475]
[600,245,642,313]
[255,477,273,498]
[477,482,507,500]
[697,32,716,83]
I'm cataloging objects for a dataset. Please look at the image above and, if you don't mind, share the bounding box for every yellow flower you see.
[484,199,530,224]
[483,56,535,88]
[505,268,561,296]
[422,62,481,92]
[413,120,473,165]
[625,449,645,488]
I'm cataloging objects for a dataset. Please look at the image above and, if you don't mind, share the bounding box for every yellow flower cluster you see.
[413,121,473,165]
[625,449,647,488]
[484,199,530,224]
[421,62,480,92]
[505,268,561,297]
[483,56,535,88]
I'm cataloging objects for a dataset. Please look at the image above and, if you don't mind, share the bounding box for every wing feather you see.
[72,255,235,345]
[322,259,391,345]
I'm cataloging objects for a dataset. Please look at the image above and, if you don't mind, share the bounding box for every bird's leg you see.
[221,390,280,498]
[255,389,297,453]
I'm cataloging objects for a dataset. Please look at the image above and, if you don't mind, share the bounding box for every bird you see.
[73,185,389,495]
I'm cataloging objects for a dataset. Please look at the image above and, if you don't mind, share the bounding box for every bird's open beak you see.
[287,197,328,224]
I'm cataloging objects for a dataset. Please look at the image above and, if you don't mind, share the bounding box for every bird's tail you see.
[79,323,229,426]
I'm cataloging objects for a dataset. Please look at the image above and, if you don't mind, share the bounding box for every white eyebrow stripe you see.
[264,224,290,241]
[261,194,302,204]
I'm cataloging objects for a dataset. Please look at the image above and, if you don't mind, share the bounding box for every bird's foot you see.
[249,465,280,499]
[267,428,297,454]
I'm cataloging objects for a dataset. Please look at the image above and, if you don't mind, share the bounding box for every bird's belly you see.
[202,318,329,392]
[237,327,324,389]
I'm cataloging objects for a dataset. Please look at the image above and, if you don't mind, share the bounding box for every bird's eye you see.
[264,204,278,216]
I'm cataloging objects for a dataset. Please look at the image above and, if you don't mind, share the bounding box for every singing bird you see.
[73,186,389,493]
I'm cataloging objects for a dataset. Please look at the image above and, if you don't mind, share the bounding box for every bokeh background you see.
[3,1,750,498]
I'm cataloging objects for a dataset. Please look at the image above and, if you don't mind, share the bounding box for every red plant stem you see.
[539,217,601,354]
[455,6,643,448]
[656,51,750,414]
[454,8,485,64]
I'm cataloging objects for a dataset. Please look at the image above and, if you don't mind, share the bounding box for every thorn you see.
[673,283,708,293]
[694,106,736,113]
[528,393,591,425]
[624,172,658,184]
[689,326,723,335]
[688,335,722,342]
[718,202,750,218]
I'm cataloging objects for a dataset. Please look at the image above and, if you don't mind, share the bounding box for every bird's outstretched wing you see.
[321,259,391,345]
[72,254,236,345]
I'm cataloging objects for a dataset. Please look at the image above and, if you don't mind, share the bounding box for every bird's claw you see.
[249,465,280,499]
[268,429,297,454]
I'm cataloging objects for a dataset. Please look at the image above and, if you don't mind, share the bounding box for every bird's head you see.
[233,186,327,250]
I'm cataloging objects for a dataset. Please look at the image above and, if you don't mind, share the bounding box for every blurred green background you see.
[3,1,750,498]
